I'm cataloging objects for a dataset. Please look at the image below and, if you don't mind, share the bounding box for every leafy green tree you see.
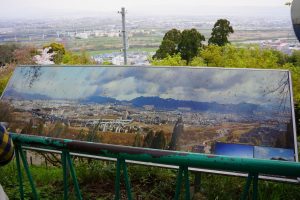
[43,43,66,64]
[270,49,290,66]
[102,60,113,65]
[153,40,177,59]
[178,28,205,64]
[200,45,279,68]
[153,28,204,63]
[208,19,234,46]
[200,45,223,66]
[152,53,186,66]
[153,29,181,59]
[163,28,182,44]
[62,51,94,64]
[190,56,206,66]
[288,50,300,67]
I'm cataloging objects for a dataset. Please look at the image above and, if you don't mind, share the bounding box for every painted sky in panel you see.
[3,66,291,107]
[214,143,254,158]
[254,146,295,161]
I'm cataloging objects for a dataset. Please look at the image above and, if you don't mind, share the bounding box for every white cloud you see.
[6,67,290,106]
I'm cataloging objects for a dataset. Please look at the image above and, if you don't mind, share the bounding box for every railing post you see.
[62,150,69,200]
[252,173,259,200]
[174,166,184,200]
[65,151,82,200]
[114,158,121,200]
[183,166,190,200]
[241,173,259,200]
[15,146,24,200]
[114,158,132,200]
[16,145,39,199]
[121,159,132,200]
[241,173,253,200]
[174,166,190,200]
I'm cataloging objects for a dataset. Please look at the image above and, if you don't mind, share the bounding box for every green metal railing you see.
[10,133,300,200]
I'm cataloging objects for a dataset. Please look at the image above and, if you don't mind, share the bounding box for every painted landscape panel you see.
[0,66,297,161]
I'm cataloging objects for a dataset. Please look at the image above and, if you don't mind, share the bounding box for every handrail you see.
[11,133,300,177]
[10,133,300,200]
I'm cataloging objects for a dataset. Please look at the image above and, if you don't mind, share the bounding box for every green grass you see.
[1,157,300,200]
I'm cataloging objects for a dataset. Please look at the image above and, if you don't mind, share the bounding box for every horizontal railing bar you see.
[11,133,300,178]
[21,146,300,184]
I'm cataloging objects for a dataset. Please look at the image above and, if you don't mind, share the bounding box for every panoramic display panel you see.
[0,66,297,162]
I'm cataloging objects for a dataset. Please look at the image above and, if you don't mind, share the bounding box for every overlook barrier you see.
[10,133,300,200]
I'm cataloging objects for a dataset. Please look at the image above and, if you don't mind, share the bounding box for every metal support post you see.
[18,147,39,199]
[62,150,69,200]
[184,167,190,200]
[65,151,82,200]
[16,145,39,199]
[15,146,24,200]
[241,173,259,200]
[174,166,190,200]
[114,158,132,200]
[121,159,132,200]
[114,158,121,200]
[252,173,259,200]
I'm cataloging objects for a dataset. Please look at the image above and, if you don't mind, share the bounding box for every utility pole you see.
[118,7,127,65]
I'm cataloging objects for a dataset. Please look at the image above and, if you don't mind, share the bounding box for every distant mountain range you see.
[82,95,260,114]
[3,89,261,114]
[133,96,260,114]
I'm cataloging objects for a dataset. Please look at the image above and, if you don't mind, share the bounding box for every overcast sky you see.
[0,0,290,19]
[6,67,290,107]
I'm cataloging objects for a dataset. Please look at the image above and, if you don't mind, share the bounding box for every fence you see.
[10,133,300,200]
